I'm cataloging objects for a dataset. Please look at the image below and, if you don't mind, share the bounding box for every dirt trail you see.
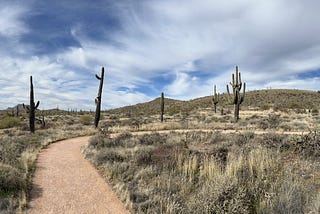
[28,136,129,214]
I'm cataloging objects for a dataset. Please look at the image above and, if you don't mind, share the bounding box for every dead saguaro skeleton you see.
[23,76,40,133]
[226,66,246,122]
[94,67,105,128]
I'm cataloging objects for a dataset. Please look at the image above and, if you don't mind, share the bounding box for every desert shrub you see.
[257,119,269,130]
[79,115,91,125]
[291,131,320,159]
[191,177,252,214]
[94,149,124,165]
[311,108,319,115]
[0,164,25,195]
[309,192,320,213]
[279,123,291,131]
[0,197,18,214]
[113,132,134,147]
[235,132,255,145]
[267,114,281,129]
[288,102,303,109]
[260,104,271,110]
[89,133,134,149]
[258,114,281,130]
[134,148,153,166]
[258,134,286,149]
[0,137,28,166]
[0,117,20,129]
[139,133,166,145]
[260,173,307,214]
[207,132,226,144]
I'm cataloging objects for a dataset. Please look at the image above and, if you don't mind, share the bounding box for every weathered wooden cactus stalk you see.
[226,66,246,122]
[94,67,105,128]
[23,76,40,133]
[160,92,164,122]
[212,85,219,113]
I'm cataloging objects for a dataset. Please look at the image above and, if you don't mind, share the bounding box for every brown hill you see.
[107,89,320,116]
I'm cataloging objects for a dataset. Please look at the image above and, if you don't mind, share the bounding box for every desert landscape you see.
[1,1,320,213]
[0,87,319,213]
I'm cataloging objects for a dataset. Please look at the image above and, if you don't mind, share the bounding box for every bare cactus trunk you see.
[160,92,164,122]
[23,76,40,133]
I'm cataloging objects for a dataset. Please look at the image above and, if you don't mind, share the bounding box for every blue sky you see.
[0,0,319,110]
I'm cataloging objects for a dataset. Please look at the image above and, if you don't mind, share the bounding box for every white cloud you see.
[0,2,28,37]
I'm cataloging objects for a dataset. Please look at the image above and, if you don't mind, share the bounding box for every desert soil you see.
[28,136,129,214]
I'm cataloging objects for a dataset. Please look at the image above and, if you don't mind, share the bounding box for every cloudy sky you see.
[0,0,319,110]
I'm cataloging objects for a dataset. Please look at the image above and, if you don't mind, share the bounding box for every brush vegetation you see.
[84,131,320,213]
[0,89,319,213]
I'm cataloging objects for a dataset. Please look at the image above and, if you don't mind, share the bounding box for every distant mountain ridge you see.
[107,89,320,116]
[3,89,320,113]
[6,104,25,112]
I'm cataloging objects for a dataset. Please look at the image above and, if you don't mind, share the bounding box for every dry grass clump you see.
[85,131,320,213]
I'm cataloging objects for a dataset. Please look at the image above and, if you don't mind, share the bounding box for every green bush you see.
[0,164,25,195]
[79,115,92,125]
[0,117,20,129]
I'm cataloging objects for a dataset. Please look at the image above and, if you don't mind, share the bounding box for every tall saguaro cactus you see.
[160,92,164,122]
[23,76,40,133]
[226,66,246,122]
[94,67,105,128]
[212,85,219,113]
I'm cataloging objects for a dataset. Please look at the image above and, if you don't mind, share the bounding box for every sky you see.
[0,0,319,110]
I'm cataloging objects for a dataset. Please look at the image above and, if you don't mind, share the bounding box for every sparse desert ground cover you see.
[84,130,320,213]
[0,89,319,213]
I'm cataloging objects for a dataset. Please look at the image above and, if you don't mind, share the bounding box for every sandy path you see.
[28,136,129,214]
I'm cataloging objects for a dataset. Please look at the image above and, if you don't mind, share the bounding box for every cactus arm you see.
[35,101,40,109]
[95,74,101,80]
[235,66,239,85]
[23,103,30,111]
[240,82,246,103]
[226,84,232,103]
[232,73,235,86]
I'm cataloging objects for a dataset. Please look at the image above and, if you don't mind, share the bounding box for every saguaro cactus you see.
[160,92,164,122]
[23,76,40,133]
[94,67,105,128]
[226,66,246,122]
[212,85,219,113]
